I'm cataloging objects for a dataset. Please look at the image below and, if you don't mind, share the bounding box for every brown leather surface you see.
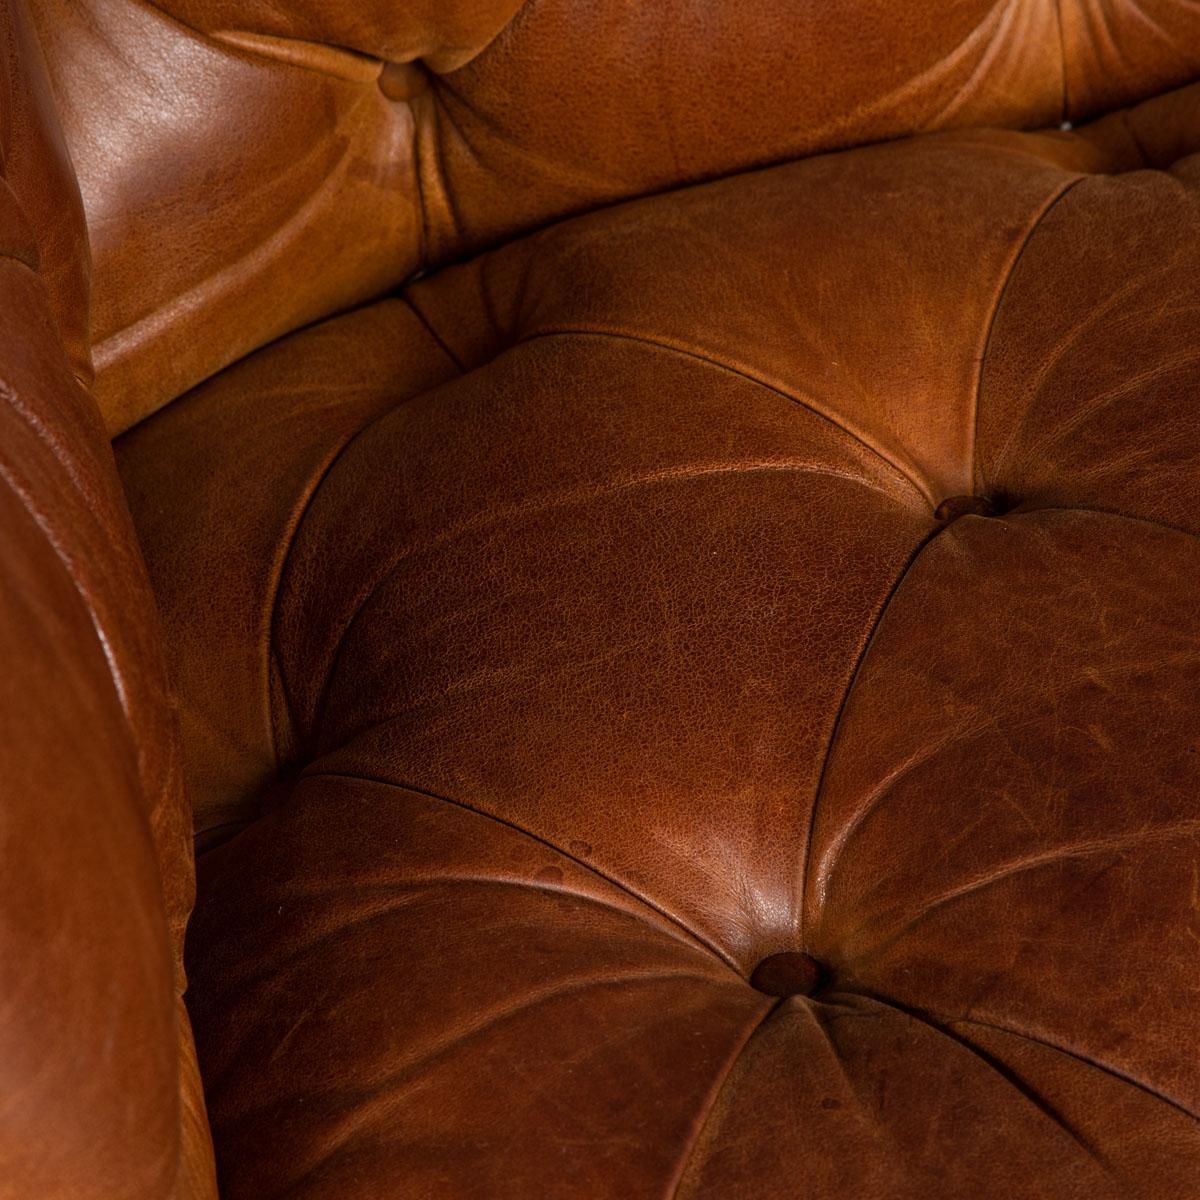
[415,0,1200,263]
[113,76,1200,1197]
[117,300,460,844]
[38,1,1200,434]
[33,0,425,435]
[0,0,90,379]
[1,2,214,1194]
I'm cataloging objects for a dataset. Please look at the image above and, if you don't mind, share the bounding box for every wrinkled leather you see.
[0,2,213,1194]
[113,72,1200,1197]
[36,0,1200,432]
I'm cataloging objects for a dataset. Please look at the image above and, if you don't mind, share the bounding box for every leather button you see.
[378,61,429,102]
[934,494,996,523]
[749,952,824,997]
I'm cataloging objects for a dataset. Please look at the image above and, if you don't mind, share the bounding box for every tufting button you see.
[934,494,996,523]
[749,952,824,997]
[378,61,429,103]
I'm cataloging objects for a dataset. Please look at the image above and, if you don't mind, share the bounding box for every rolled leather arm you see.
[0,3,214,1195]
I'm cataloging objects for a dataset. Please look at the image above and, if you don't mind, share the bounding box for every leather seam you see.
[972,174,1086,494]
[952,1015,1200,1123]
[518,328,932,505]
[856,989,1199,1125]
[1013,502,1200,545]
[1118,110,1153,168]
[265,430,366,774]
[1052,0,1069,124]
[666,994,785,1199]
[904,1006,1119,1176]
[264,329,465,773]
[0,248,37,272]
[798,522,944,943]
[207,30,383,83]
[301,768,741,972]
[400,293,464,370]
[264,406,425,776]
[138,2,381,85]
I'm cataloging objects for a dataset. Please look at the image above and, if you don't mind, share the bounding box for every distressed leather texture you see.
[7,1,1200,1197]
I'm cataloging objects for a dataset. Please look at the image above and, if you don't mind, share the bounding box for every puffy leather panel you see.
[118,80,1200,1198]
[1062,0,1200,117]
[978,154,1200,533]
[415,0,1200,260]
[808,511,1200,1116]
[189,775,771,1198]
[117,300,460,840]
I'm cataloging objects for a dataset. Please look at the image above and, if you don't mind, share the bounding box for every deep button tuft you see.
[378,61,429,102]
[934,494,997,523]
[749,952,824,998]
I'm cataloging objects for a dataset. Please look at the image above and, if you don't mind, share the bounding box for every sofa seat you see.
[115,85,1200,1198]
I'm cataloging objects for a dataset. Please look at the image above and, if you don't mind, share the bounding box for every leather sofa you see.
[4,1,1200,1195]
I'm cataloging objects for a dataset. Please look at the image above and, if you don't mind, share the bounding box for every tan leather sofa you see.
[5,2,1200,1195]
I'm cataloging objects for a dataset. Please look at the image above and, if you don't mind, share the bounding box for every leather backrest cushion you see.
[415,0,1200,261]
[0,0,89,378]
[155,0,526,71]
[36,0,1200,434]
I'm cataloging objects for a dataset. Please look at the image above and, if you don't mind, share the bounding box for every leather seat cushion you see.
[117,82,1200,1198]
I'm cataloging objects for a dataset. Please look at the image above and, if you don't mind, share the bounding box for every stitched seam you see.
[667,995,785,1199]
[303,768,742,972]
[798,522,944,943]
[1053,0,1069,124]
[518,328,931,504]
[265,400,444,774]
[972,174,1086,493]
[400,293,463,370]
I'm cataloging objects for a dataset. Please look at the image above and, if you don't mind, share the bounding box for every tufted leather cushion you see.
[37,0,1200,433]
[115,75,1200,1196]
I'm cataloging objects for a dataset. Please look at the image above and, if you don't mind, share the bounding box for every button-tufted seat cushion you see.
[113,72,1200,1196]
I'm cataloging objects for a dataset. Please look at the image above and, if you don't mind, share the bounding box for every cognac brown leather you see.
[0,1,213,1195]
[8,3,1200,1198]
[33,0,1200,433]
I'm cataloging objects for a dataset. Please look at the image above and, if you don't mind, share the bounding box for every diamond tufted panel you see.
[116,78,1200,1198]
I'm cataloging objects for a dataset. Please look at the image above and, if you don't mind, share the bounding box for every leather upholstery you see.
[7,2,1200,1196]
[114,68,1200,1195]
[0,2,212,1195]
[34,0,1200,433]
